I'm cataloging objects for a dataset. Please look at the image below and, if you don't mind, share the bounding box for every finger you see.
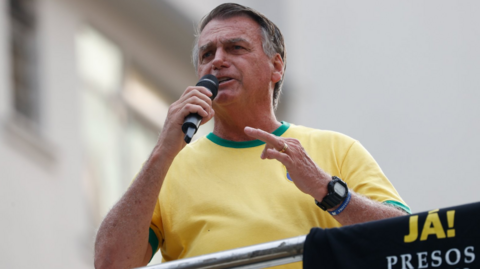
[183,103,210,118]
[182,95,211,110]
[180,96,213,118]
[245,127,279,159]
[181,88,213,114]
[244,127,284,150]
[182,88,213,107]
[263,148,291,165]
[197,86,214,99]
[182,86,213,99]
[260,143,275,159]
[200,108,215,125]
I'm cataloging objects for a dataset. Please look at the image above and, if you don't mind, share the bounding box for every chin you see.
[215,89,236,101]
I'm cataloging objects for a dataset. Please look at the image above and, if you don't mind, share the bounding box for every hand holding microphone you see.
[182,74,219,143]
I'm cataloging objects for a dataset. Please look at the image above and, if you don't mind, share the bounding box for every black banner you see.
[303,202,480,269]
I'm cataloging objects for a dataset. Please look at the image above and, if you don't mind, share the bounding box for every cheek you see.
[197,67,207,77]
[248,61,271,79]
[197,62,212,77]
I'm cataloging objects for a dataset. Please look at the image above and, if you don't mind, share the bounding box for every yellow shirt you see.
[148,122,409,267]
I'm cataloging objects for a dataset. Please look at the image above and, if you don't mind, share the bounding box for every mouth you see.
[217,77,234,85]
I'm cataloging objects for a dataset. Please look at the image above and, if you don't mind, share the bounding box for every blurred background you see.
[0,0,479,268]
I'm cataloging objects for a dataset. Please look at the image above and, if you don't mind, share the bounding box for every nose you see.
[211,48,230,70]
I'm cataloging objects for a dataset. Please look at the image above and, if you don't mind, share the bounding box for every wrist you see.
[327,191,352,216]
[154,129,186,160]
[309,171,332,201]
[151,141,179,163]
[310,182,328,202]
[314,176,349,213]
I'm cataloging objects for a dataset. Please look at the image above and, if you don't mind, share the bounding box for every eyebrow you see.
[198,38,250,54]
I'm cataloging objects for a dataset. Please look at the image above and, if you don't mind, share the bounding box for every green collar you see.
[206,122,290,148]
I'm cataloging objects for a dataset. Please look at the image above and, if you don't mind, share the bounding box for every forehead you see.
[198,16,263,46]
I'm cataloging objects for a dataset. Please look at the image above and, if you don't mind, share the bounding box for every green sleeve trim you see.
[383,200,412,214]
[206,121,291,148]
[148,227,159,262]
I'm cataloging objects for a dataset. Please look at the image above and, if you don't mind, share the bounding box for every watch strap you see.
[315,176,348,211]
[328,191,352,216]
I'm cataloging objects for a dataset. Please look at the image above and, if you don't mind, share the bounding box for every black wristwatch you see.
[315,176,349,211]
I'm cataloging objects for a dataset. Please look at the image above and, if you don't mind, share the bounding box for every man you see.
[94,3,410,269]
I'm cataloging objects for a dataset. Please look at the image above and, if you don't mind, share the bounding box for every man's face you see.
[197,16,280,108]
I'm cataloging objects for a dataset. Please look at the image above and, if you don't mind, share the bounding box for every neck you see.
[212,104,281,142]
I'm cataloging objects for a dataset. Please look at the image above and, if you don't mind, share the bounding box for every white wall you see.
[283,1,480,213]
[0,0,197,267]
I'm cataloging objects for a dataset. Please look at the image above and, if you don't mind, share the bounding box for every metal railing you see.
[139,235,306,269]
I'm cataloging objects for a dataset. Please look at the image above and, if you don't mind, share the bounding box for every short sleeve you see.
[149,197,164,258]
[340,141,410,213]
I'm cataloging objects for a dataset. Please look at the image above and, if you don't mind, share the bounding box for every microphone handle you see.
[182,113,202,143]
[181,74,218,144]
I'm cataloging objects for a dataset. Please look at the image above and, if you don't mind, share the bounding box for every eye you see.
[202,51,212,59]
[233,45,243,50]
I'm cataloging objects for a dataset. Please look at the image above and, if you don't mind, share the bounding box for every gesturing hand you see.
[244,126,331,201]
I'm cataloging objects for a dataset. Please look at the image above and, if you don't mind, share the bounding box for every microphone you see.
[182,74,219,144]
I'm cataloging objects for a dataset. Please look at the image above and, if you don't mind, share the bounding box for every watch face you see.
[334,182,347,197]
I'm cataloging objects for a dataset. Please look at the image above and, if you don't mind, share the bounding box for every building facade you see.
[0,0,198,267]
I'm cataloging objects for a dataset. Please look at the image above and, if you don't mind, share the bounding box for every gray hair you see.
[192,3,287,109]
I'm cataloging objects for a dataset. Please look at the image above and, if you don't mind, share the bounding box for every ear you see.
[271,53,284,83]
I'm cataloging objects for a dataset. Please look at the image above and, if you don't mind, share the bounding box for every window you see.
[9,0,40,124]
[76,26,170,225]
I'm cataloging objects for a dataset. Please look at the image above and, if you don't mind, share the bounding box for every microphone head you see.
[196,74,219,100]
